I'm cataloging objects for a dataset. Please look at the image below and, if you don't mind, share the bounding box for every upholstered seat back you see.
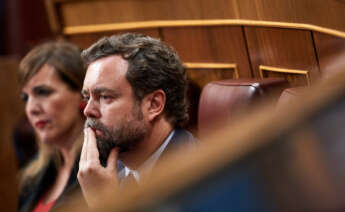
[198,78,288,137]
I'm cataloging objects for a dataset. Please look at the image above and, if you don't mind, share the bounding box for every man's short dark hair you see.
[81,33,188,127]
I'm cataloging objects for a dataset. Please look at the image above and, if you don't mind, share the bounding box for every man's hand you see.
[78,128,119,209]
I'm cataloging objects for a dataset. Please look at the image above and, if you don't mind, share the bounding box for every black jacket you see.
[18,157,81,212]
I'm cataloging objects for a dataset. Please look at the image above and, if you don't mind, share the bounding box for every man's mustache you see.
[84,119,107,134]
[84,118,117,167]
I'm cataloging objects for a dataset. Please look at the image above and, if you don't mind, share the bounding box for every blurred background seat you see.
[198,78,289,137]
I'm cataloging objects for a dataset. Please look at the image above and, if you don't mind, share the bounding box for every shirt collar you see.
[118,129,175,182]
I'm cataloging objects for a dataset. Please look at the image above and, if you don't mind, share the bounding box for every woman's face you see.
[21,64,83,144]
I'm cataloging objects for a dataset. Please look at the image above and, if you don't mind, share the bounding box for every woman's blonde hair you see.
[20,135,83,189]
[18,41,85,188]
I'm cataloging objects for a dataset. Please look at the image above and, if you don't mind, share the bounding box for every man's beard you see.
[84,104,148,167]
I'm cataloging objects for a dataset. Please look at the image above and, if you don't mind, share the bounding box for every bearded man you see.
[78,33,198,207]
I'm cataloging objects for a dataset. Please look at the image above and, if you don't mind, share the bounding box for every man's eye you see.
[100,95,112,100]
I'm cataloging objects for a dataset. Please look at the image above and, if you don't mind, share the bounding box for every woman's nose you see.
[26,97,42,116]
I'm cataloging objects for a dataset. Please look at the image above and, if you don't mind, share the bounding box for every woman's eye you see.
[20,93,28,102]
[35,88,53,96]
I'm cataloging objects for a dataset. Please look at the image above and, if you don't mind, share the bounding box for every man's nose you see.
[83,99,101,118]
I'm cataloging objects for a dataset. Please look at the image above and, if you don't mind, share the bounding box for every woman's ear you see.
[142,89,166,122]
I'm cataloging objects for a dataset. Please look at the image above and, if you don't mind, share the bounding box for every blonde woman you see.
[18,42,85,212]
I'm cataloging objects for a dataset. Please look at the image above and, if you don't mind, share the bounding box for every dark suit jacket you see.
[117,128,198,173]
[18,157,81,212]
[161,128,198,157]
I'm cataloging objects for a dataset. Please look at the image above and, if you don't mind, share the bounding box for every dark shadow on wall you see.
[1,0,53,56]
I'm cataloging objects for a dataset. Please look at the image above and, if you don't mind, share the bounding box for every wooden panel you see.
[56,0,239,27]
[66,28,160,49]
[47,0,345,35]
[163,26,252,81]
[187,69,237,89]
[259,65,311,86]
[0,57,20,211]
[238,0,345,33]
[245,27,320,86]
[0,57,23,124]
[313,32,345,79]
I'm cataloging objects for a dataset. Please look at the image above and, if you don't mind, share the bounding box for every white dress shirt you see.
[118,130,175,183]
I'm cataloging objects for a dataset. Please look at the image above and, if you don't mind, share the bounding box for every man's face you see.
[82,55,148,166]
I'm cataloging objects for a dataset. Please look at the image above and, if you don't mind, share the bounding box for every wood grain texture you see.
[245,27,320,86]
[47,0,345,34]
[313,32,345,79]
[187,69,238,89]
[57,0,239,27]
[66,29,160,49]
[163,26,252,80]
[237,0,345,32]
[0,57,21,212]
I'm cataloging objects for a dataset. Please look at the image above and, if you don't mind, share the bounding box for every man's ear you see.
[142,89,166,122]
